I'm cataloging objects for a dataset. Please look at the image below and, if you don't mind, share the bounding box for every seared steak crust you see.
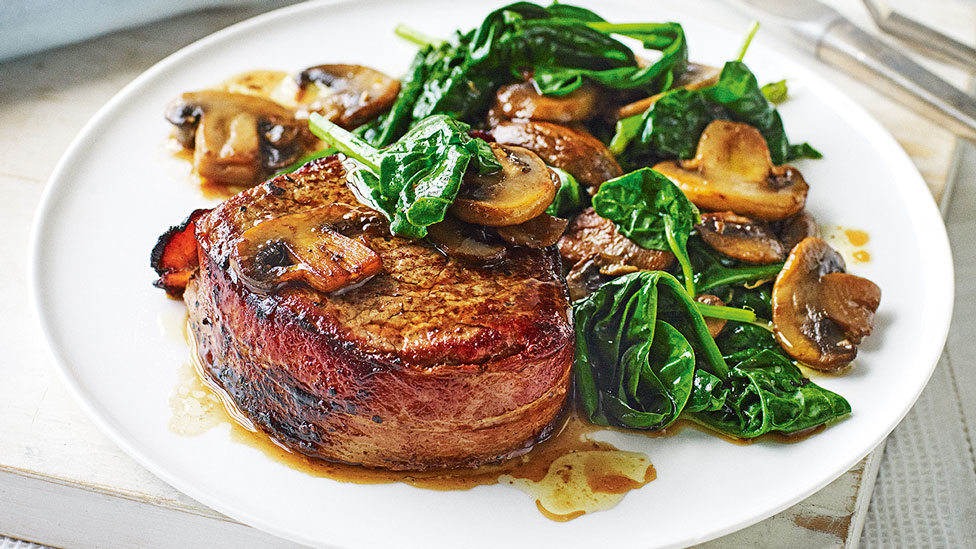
[186,156,574,470]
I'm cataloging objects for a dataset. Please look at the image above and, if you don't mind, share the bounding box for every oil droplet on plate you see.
[852,250,871,263]
[843,229,869,247]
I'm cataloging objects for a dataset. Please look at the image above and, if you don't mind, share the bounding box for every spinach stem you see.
[665,218,695,297]
[695,303,757,323]
[736,21,760,62]
[609,114,643,155]
[308,113,381,172]
[394,23,442,47]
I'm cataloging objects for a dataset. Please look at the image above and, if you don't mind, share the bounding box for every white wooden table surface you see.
[0,1,972,547]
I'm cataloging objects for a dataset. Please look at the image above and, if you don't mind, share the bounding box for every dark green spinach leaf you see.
[309,113,500,239]
[688,236,783,293]
[614,61,821,166]
[689,347,851,438]
[574,272,850,438]
[592,168,699,294]
[370,3,688,145]
[574,271,729,429]
[545,167,589,218]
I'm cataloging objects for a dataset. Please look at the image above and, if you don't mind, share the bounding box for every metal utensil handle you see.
[819,20,976,142]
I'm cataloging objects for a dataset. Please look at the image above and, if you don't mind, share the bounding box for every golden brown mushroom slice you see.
[450,143,558,227]
[231,204,384,294]
[558,208,674,276]
[772,237,881,371]
[496,213,569,248]
[493,81,599,124]
[698,211,786,264]
[490,120,623,193]
[297,64,400,128]
[776,210,821,252]
[654,120,809,221]
[426,216,506,265]
[165,90,311,186]
[565,255,613,302]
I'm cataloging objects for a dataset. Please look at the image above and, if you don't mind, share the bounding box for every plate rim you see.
[28,1,955,547]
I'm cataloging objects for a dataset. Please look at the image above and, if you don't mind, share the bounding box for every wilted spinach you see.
[613,61,821,166]
[592,168,699,295]
[545,167,589,218]
[690,347,851,438]
[761,79,788,104]
[688,236,783,294]
[309,113,500,239]
[574,271,728,430]
[369,2,688,145]
[574,272,851,438]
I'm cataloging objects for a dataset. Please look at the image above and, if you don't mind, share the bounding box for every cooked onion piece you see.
[654,120,808,221]
[296,64,400,128]
[772,237,881,370]
[451,144,558,227]
[232,204,384,294]
[493,81,599,123]
[491,120,623,192]
[165,90,310,186]
[698,211,786,264]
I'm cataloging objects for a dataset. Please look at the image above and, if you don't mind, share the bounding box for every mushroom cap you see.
[426,216,507,265]
[231,204,384,294]
[164,90,309,186]
[496,213,569,248]
[697,211,786,264]
[557,207,674,275]
[451,144,558,227]
[490,120,623,192]
[776,210,821,252]
[654,120,808,221]
[772,237,881,370]
[493,81,598,124]
[297,64,400,129]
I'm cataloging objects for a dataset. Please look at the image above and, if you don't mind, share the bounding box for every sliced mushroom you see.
[231,204,384,294]
[772,237,881,370]
[698,211,786,264]
[426,216,506,265]
[491,120,623,193]
[296,64,400,128]
[496,213,568,248]
[218,70,296,105]
[615,63,721,120]
[493,81,598,124]
[695,294,728,338]
[450,143,558,227]
[165,90,311,186]
[776,211,821,252]
[558,208,674,275]
[565,255,614,301]
[654,120,808,221]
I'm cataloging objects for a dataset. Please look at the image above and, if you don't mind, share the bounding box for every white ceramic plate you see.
[30,1,954,547]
